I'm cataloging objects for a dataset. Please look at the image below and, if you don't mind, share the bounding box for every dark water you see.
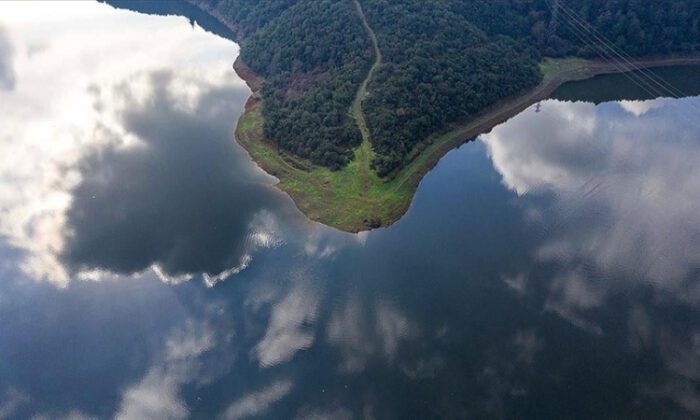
[552,65,700,104]
[1,2,700,419]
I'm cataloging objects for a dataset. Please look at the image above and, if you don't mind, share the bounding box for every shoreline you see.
[386,56,700,194]
[234,55,700,232]
[183,0,700,232]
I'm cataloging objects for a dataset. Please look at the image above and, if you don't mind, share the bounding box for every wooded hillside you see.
[132,0,700,174]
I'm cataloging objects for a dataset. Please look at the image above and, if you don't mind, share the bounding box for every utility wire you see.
[555,1,691,100]
[544,0,700,129]
[549,0,700,109]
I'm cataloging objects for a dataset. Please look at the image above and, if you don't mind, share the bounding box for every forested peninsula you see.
[117,0,700,231]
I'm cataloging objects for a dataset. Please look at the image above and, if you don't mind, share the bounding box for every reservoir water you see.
[1,2,699,418]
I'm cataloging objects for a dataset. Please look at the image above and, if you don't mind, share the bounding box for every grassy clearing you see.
[237,99,408,232]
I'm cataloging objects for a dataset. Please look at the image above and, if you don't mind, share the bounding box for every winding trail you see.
[351,0,381,190]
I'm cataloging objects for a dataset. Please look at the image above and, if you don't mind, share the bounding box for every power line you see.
[544,0,700,130]
[555,1,690,100]
[547,0,668,98]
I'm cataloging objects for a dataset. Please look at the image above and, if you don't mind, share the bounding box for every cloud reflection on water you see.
[116,308,236,420]
[60,70,288,283]
[251,271,320,368]
[480,96,700,416]
[218,379,293,420]
[0,2,305,287]
[482,98,700,311]
[2,1,700,418]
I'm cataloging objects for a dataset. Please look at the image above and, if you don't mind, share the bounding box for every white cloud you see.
[302,228,339,259]
[327,299,416,373]
[31,410,98,420]
[616,307,700,415]
[502,273,528,295]
[116,368,189,420]
[483,100,599,196]
[252,276,320,367]
[295,404,353,420]
[0,388,29,420]
[376,305,414,359]
[115,319,220,420]
[0,1,242,287]
[62,410,98,420]
[219,379,293,420]
[482,97,700,328]
[618,98,669,117]
[544,270,605,335]
[204,211,285,288]
[326,299,375,373]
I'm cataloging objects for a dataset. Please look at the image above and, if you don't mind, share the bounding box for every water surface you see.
[1,2,700,419]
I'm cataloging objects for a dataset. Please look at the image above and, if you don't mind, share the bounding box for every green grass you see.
[237,100,409,231]
[234,0,402,232]
[238,0,408,232]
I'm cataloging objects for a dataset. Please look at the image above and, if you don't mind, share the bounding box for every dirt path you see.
[351,0,382,190]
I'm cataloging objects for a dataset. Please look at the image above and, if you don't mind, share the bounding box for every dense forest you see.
[450,0,700,57]
[243,1,372,169]
[178,0,700,174]
[360,0,541,175]
[194,0,374,169]
[545,0,700,57]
